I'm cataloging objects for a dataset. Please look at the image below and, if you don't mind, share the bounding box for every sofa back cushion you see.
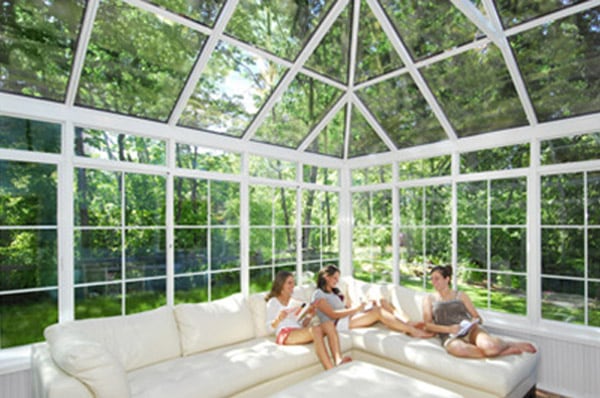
[390,285,427,321]
[174,293,254,355]
[340,276,391,305]
[44,306,181,372]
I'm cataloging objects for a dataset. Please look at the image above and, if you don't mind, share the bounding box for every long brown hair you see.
[317,264,342,298]
[265,270,293,301]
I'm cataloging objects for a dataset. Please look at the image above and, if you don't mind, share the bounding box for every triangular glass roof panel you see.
[495,0,588,28]
[354,0,404,84]
[76,0,206,122]
[379,0,483,60]
[304,1,351,84]
[356,74,446,149]
[146,0,227,27]
[224,0,336,62]
[510,6,600,123]
[0,0,85,101]
[305,106,346,158]
[348,104,389,158]
[178,41,287,137]
[252,72,343,149]
[421,43,528,138]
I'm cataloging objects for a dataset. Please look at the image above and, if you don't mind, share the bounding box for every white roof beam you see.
[298,93,349,153]
[241,0,350,142]
[450,0,503,46]
[366,0,458,143]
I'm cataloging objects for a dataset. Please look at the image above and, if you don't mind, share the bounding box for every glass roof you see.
[1,0,599,159]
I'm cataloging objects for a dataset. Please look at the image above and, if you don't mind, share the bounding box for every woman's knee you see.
[478,337,504,357]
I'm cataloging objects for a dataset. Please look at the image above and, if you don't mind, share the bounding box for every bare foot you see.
[514,342,537,353]
[336,356,352,366]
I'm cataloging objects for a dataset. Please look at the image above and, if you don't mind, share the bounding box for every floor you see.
[536,389,569,398]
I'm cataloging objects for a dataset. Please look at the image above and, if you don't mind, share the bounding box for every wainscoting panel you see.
[490,326,600,398]
[0,369,30,398]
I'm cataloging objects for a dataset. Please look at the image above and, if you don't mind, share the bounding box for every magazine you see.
[451,319,478,338]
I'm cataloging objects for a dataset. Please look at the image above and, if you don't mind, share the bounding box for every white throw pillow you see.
[248,292,269,337]
[45,306,181,372]
[46,333,130,398]
[174,293,255,355]
[390,285,427,321]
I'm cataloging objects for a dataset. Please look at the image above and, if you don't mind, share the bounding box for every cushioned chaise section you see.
[44,306,181,372]
[350,326,538,397]
[128,338,323,398]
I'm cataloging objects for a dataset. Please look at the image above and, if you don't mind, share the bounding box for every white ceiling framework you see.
[0,0,598,166]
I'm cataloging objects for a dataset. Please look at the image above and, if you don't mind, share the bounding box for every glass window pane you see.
[176,144,241,174]
[379,0,483,60]
[398,155,451,181]
[178,41,286,136]
[211,227,239,270]
[274,188,296,226]
[399,187,423,226]
[0,229,57,290]
[174,177,208,226]
[399,226,424,284]
[125,174,166,226]
[491,274,526,315]
[510,7,600,122]
[588,228,600,279]
[210,180,239,225]
[211,270,240,300]
[0,0,85,101]
[461,144,530,173]
[303,165,339,186]
[75,284,122,319]
[126,279,166,314]
[75,128,166,165]
[275,227,295,262]
[457,181,488,225]
[75,168,121,227]
[175,274,208,304]
[541,173,584,225]
[422,44,528,137]
[354,0,403,83]
[174,228,207,273]
[587,171,600,225]
[0,115,61,153]
[457,271,489,309]
[249,156,296,181]
[347,105,390,158]
[356,74,446,149]
[250,268,276,294]
[495,0,587,28]
[491,227,526,272]
[76,0,206,121]
[541,228,584,277]
[589,281,600,327]
[225,0,335,61]
[372,190,392,225]
[540,132,600,165]
[491,178,527,225]
[306,108,346,158]
[352,164,392,186]
[74,229,122,283]
[0,161,57,225]
[125,229,166,278]
[542,278,584,324]
[250,228,272,266]
[457,227,487,270]
[147,0,226,27]
[252,73,343,149]
[305,3,350,83]
[1,291,57,348]
[424,185,451,225]
[425,227,451,265]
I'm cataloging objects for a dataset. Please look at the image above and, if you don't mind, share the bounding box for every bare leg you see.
[286,325,334,370]
[446,339,486,358]
[473,329,536,357]
[320,321,351,365]
[377,308,434,338]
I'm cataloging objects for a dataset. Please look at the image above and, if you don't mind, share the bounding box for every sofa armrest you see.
[31,343,93,398]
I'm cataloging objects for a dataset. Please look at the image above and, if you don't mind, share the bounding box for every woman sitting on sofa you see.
[312,265,433,338]
[266,270,351,370]
[423,265,537,358]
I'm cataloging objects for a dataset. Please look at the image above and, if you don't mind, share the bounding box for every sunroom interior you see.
[1,0,599,397]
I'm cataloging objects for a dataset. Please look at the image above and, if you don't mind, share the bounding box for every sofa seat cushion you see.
[127,337,321,398]
[350,326,538,396]
[44,306,181,372]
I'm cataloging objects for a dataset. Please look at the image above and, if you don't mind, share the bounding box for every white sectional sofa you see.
[31,277,539,398]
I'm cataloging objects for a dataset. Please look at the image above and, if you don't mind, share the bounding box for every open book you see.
[450,319,478,338]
